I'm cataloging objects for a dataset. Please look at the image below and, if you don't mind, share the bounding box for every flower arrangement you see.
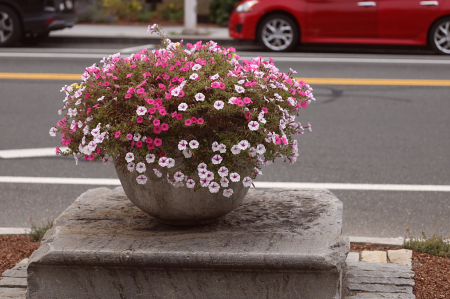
[49,24,314,198]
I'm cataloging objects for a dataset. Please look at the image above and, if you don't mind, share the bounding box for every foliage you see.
[150,0,184,23]
[49,24,314,197]
[403,230,450,258]
[209,0,241,26]
[103,0,144,23]
[29,217,54,242]
[75,0,117,23]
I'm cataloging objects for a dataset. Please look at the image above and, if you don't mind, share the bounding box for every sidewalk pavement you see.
[48,24,244,45]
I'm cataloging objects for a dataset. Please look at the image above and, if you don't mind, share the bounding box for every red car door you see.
[379,0,443,40]
[306,0,378,38]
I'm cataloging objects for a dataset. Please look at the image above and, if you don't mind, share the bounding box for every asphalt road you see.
[0,44,449,238]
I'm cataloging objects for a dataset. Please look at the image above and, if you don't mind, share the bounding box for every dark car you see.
[0,0,76,47]
[229,0,450,54]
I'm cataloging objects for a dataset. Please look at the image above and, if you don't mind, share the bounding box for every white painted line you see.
[0,53,110,59]
[0,147,67,159]
[120,44,155,53]
[239,56,450,64]
[0,228,30,235]
[0,176,121,185]
[0,176,449,192]
[253,182,450,192]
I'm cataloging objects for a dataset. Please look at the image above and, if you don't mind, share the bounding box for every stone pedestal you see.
[27,187,349,299]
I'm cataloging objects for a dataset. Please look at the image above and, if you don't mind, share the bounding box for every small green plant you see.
[209,0,241,26]
[29,217,54,242]
[150,1,184,23]
[403,228,450,258]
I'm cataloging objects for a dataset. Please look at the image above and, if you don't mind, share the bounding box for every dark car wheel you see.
[0,5,22,47]
[429,17,450,55]
[258,14,299,52]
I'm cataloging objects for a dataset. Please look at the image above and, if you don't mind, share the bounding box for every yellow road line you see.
[297,77,450,86]
[0,73,449,86]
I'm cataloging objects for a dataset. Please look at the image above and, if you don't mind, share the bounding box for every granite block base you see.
[27,187,349,299]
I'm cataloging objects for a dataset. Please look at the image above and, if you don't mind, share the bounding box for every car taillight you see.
[45,18,56,24]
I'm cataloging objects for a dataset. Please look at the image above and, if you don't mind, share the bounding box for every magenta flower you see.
[147,143,155,150]
[185,119,192,126]
[154,126,162,134]
[136,116,143,123]
[136,141,143,148]
[176,113,183,120]
[126,134,133,140]
[115,131,121,138]
[161,123,169,131]
[154,138,162,146]
[153,119,160,126]
[262,107,269,113]
[197,118,204,124]
[211,82,220,89]
[243,97,252,104]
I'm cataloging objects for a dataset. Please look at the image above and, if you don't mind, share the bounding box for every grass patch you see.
[403,230,450,258]
[29,217,54,242]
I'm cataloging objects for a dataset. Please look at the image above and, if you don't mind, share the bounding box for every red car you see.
[229,0,450,54]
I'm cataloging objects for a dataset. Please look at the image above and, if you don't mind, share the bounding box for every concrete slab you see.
[27,187,349,299]
[388,249,413,266]
[361,251,388,263]
[347,252,360,263]
[0,287,26,298]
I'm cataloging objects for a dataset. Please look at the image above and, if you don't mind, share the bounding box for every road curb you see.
[47,36,256,46]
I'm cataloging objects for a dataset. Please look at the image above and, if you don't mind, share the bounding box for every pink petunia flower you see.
[136,141,143,148]
[126,134,133,141]
[153,126,162,134]
[153,119,160,126]
[154,138,162,146]
[185,119,192,126]
[161,123,169,131]
[115,131,121,138]
[136,116,143,123]
[197,118,204,124]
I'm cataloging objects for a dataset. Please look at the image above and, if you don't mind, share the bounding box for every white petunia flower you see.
[146,154,156,163]
[49,127,57,137]
[200,178,210,187]
[213,100,224,110]
[133,133,141,141]
[178,140,188,150]
[211,154,223,165]
[256,144,266,154]
[136,162,146,173]
[158,157,168,167]
[195,93,205,101]
[198,169,208,179]
[220,177,229,187]
[231,145,241,155]
[136,175,148,184]
[218,166,229,177]
[136,106,147,116]
[127,162,135,172]
[248,121,259,131]
[102,155,112,166]
[186,179,195,188]
[189,140,199,149]
[218,144,226,153]
[234,85,245,93]
[208,182,220,193]
[228,97,237,104]
[212,141,219,152]
[192,63,202,71]
[166,158,175,168]
[238,140,249,150]
[153,168,162,177]
[223,188,234,198]
[230,172,240,182]
[197,162,207,171]
[205,171,214,181]
[242,176,252,187]
[237,79,245,84]
[189,73,199,80]
[125,152,134,163]
[183,149,192,158]
[248,147,257,157]
[174,171,185,182]
[178,102,188,111]
[254,167,263,176]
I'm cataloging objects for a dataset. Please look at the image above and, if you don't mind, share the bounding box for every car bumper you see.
[23,12,77,34]
[228,11,259,40]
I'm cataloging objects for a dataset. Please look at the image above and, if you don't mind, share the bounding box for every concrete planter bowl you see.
[114,156,250,225]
